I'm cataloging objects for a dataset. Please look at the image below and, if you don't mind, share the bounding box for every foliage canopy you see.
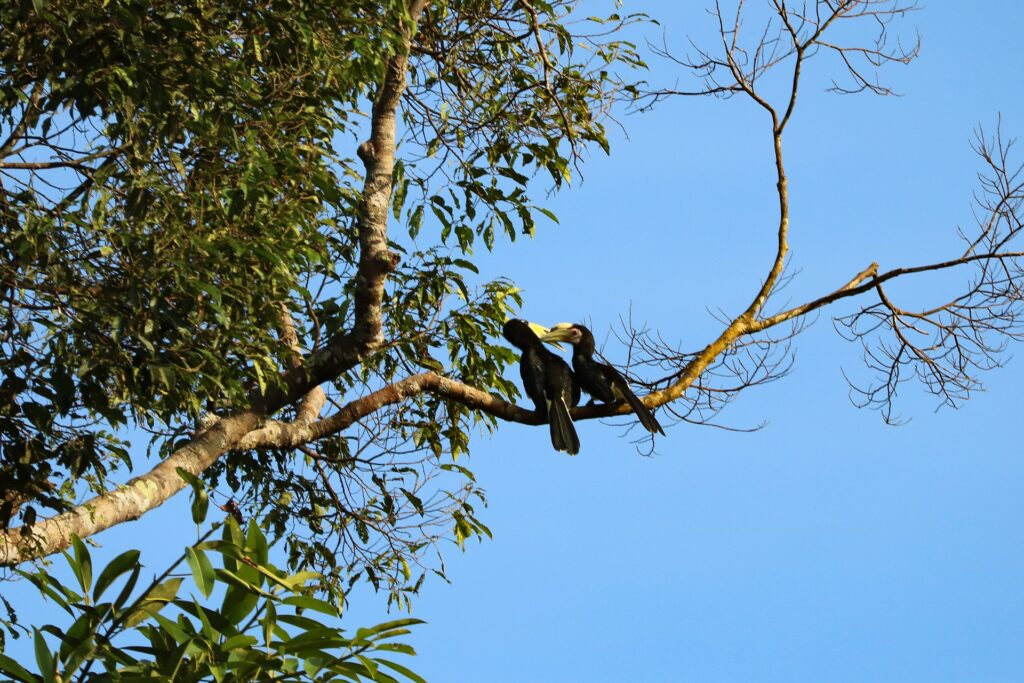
[1,0,644,600]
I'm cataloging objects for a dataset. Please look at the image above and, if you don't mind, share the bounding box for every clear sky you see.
[6,2,1024,682]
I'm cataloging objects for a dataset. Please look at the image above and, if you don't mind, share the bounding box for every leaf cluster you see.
[0,518,424,682]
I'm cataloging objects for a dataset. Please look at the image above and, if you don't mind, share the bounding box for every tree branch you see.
[268,0,431,411]
[351,0,429,348]
[236,371,677,452]
[277,304,325,423]
[754,261,880,329]
[0,412,262,566]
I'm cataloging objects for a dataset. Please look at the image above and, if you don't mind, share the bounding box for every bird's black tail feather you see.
[622,387,665,436]
[548,397,580,455]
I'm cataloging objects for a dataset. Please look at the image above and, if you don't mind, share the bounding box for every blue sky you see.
[6,2,1024,681]
[348,3,1024,680]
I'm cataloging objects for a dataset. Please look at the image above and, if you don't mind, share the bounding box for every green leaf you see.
[70,535,93,596]
[355,655,380,679]
[377,658,428,683]
[278,570,320,591]
[192,597,220,642]
[355,618,425,640]
[59,634,99,681]
[210,662,227,682]
[175,467,200,488]
[536,206,560,224]
[215,568,272,597]
[304,656,325,678]
[16,570,74,616]
[221,634,258,651]
[191,487,209,524]
[282,595,339,617]
[281,627,347,654]
[93,548,141,601]
[112,562,142,611]
[277,613,329,632]
[452,258,479,274]
[0,653,36,682]
[186,547,215,598]
[409,204,424,238]
[219,582,261,625]
[262,600,277,648]
[170,596,229,630]
[33,629,55,681]
[245,519,269,565]
[400,488,425,516]
[152,612,191,644]
[123,578,183,628]
[57,612,96,663]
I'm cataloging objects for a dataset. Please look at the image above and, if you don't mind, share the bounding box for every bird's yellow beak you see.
[538,323,576,345]
[526,321,565,350]
[526,321,550,338]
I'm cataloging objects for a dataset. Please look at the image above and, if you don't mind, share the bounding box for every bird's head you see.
[538,322,587,346]
[502,318,555,348]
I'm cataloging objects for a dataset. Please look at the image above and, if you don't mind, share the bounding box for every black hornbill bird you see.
[502,318,581,455]
[539,323,664,436]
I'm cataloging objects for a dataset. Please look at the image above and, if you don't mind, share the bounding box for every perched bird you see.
[502,318,581,455]
[540,323,664,435]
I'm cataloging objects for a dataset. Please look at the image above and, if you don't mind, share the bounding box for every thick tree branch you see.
[352,0,429,347]
[236,372,671,451]
[269,0,430,410]
[235,374,521,451]
[0,412,262,566]
[277,304,325,423]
